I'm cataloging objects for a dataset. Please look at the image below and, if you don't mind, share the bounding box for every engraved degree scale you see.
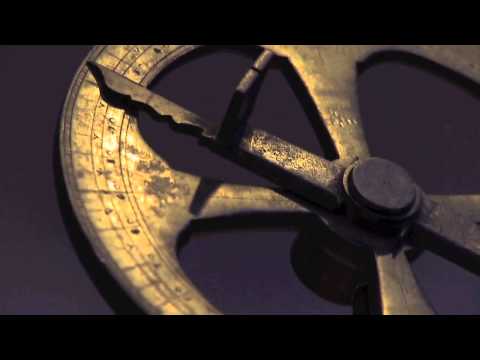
[60,45,480,315]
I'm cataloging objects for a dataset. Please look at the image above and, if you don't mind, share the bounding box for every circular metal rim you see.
[60,45,480,315]
[60,45,213,315]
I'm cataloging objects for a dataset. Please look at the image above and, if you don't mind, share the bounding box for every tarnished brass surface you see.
[60,45,480,314]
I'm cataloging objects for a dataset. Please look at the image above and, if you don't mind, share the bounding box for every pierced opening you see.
[357,50,480,195]
[247,55,332,159]
[177,214,354,314]
[147,46,264,123]
[411,252,480,315]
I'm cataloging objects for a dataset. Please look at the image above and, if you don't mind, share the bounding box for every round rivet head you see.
[349,158,417,215]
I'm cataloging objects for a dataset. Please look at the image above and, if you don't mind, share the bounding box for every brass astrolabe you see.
[60,45,480,315]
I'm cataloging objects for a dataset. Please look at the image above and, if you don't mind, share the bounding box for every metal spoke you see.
[411,196,480,275]
[191,181,308,220]
[143,168,311,251]
[264,46,372,160]
[373,249,434,315]
[430,194,480,224]
[217,49,274,146]
[240,129,349,209]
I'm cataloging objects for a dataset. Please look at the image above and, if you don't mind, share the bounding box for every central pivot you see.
[343,157,421,236]
[349,158,416,214]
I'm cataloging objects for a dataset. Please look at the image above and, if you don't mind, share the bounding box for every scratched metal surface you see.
[58,45,480,314]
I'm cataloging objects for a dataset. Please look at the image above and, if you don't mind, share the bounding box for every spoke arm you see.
[430,194,480,223]
[238,129,348,209]
[217,49,274,145]
[309,59,370,160]
[192,182,308,220]
[318,90,370,161]
[373,250,434,315]
[411,197,480,275]
[264,46,371,160]
[167,174,312,250]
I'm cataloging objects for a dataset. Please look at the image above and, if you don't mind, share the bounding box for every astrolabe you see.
[60,45,480,315]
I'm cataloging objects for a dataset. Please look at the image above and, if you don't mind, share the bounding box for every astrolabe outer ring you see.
[60,45,480,315]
